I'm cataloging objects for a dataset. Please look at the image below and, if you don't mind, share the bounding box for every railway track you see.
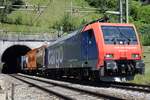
[102,81,150,93]
[43,76,150,94]
[9,74,122,100]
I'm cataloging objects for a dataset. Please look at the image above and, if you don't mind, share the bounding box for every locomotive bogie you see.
[104,60,145,77]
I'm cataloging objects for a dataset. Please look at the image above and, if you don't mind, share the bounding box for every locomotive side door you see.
[81,30,89,61]
[81,29,97,62]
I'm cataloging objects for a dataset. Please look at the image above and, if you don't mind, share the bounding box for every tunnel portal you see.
[1,45,31,74]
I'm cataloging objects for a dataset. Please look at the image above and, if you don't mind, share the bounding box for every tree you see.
[130,1,141,21]
[137,5,150,24]
[0,0,24,23]
[0,0,11,22]
[52,14,76,33]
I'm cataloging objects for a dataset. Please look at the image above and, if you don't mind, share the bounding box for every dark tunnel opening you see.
[1,45,31,74]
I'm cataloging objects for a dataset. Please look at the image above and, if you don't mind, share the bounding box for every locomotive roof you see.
[47,22,135,48]
[47,29,80,47]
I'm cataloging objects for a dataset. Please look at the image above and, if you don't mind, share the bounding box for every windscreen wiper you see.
[111,37,117,44]
[117,27,131,44]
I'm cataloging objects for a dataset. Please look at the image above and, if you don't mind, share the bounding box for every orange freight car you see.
[22,45,46,71]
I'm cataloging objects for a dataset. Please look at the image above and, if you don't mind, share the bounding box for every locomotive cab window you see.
[101,26,138,45]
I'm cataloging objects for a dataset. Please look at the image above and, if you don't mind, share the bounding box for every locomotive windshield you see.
[101,26,138,44]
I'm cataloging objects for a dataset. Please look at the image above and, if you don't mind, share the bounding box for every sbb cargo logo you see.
[48,47,63,68]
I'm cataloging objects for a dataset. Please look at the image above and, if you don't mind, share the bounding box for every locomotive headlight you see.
[105,54,114,58]
[132,54,139,58]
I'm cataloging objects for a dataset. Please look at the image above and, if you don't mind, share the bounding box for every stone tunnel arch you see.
[1,45,31,73]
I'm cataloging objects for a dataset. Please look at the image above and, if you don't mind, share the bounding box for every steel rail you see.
[14,74,123,100]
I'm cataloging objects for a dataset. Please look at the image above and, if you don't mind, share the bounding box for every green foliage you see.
[0,0,24,23]
[12,0,24,5]
[141,34,150,46]
[85,0,117,11]
[0,0,11,22]
[15,15,22,25]
[137,5,150,24]
[52,14,77,33]
[0,0,99,33]
[6,11,34,25]
[139,24,150,34]
[136,24,150,46]
[130,1,141,21]
[131,47,150,85]
[130,1,150,24]
[129,1,150,46]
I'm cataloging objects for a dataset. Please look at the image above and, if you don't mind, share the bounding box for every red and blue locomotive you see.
[21,20,145,81]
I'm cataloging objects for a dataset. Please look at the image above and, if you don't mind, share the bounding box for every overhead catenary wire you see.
[30,1,54,36]
[30,0,53,26]
[20,0,53,33]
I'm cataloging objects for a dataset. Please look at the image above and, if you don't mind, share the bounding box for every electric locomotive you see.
[44,20,144,81]
[21,19,145,81]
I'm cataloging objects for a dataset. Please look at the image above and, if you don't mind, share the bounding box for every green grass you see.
[0,0,101,33]
[0,23,53,33]
[130,46,150,85]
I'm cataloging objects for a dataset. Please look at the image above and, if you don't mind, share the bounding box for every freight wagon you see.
[21,45,46,74]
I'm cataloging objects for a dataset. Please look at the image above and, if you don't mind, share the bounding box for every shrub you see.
[85,0,117,10]
[137,5,150,24]
[52,14,77,33]
[141,34,150,46]
[15,15,22,25]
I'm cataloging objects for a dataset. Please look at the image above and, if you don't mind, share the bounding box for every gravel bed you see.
[80,86,150,100]
[1,73,150,100]
[69,83,150,100]
[0,74,59,100]
[19,74,150,100]
[16,75,103,100]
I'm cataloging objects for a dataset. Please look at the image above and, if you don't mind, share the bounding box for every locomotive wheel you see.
[77,69,89,80]
[89,71,99,81]
[90,67,104,81]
